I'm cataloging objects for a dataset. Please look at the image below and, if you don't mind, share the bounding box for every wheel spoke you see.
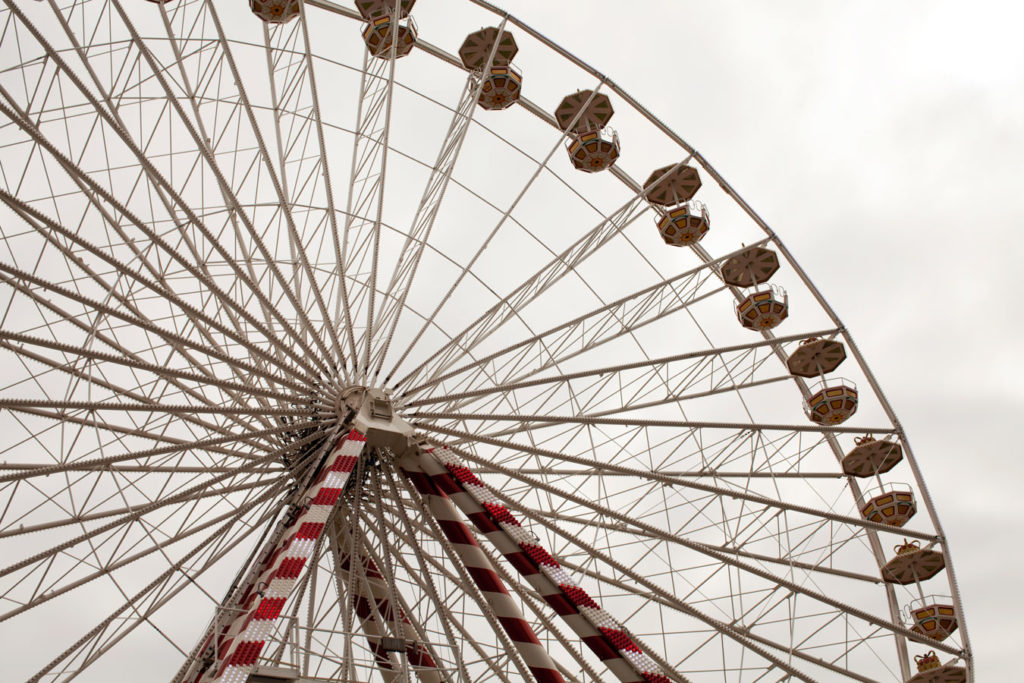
[432,441,959,656]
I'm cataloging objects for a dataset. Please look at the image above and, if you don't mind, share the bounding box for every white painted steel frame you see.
[0,0,970,682]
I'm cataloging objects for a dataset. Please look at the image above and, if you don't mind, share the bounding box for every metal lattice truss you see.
[0,1,970,682]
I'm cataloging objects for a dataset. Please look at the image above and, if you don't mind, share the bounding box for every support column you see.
[179,430,366,683]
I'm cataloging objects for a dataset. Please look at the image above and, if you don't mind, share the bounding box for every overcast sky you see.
[498,1,1023,678]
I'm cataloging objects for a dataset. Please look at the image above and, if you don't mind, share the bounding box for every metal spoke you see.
[27,483,286,683]
[403,329,837,411]
[412,410,895,436]
[0,2,331,377]
[419,424,937,543]
[435,440,958,656]
[394,190,647,392]
[372,19,510,382]
[400,241,779,400]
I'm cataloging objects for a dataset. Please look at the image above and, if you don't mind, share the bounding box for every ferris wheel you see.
[0,0,972,681]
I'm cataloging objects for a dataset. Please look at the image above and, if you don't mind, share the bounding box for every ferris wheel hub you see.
[335,385,415,457]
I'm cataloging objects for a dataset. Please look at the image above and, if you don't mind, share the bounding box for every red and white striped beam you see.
[409,442,675,683]
[186,429,367,683]
[331,527,445,683]
[400,453,566,683]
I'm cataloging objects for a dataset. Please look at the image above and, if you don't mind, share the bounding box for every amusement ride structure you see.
[0,1,971,681]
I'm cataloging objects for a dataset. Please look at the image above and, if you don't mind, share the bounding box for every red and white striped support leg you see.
[188,430,367,683]
[330,522,444,683]
[413,443,674,683]
[399,453,566,683]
